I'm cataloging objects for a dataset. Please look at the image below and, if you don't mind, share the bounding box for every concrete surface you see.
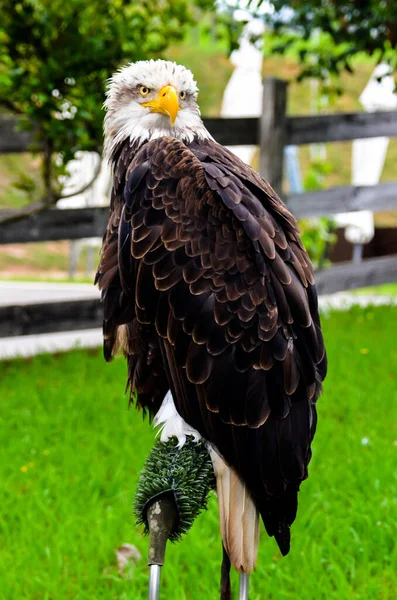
[0,328,103,360]
[0,281,99,306]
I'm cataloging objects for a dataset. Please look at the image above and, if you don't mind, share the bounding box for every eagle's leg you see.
[238,573,249,600]
[220,544,231,600]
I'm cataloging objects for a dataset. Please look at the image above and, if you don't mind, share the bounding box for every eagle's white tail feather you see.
[210,449,260,573]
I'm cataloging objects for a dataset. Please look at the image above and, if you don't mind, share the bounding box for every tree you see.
[246,0,397,85]
[0,0,213,222]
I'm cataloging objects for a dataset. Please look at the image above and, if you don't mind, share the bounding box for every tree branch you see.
[59,155,102,199]
[0,99,24,115]
[42,138,56,202]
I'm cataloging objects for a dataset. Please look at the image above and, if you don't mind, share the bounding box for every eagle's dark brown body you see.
[96,135,327,555]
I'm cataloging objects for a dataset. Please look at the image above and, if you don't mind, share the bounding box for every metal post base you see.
[239,573,249,600]
[149,564,161,600]
[353,243,363,264]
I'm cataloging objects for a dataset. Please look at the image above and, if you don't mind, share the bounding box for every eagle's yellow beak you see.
[142,85,180,126]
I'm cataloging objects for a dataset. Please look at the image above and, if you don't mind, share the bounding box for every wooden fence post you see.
[259,78,288,195]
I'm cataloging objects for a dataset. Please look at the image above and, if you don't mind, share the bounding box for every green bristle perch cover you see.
[134,436,215,542]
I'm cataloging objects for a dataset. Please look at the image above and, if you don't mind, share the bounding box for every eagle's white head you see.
[104,59,211,159]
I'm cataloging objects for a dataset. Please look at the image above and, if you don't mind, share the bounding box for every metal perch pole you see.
[239,573,249,600]
[148,565,161,600]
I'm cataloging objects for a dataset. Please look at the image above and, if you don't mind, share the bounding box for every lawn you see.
[354,283,397,296]
[1,305,397,599]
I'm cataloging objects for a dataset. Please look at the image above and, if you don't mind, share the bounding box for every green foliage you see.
[0,0,213,195]
[298,159,336,269]
[300,217,336,270]
[245,1,397,84]
[134,436,215,542]
[210,7,246,54]
[1,306,397,598]
[303,159,333,192]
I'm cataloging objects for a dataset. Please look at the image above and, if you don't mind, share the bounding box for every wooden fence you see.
[1,77,397,337]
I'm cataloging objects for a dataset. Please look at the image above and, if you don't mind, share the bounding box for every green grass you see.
[1,305,397,599]
[353,283,397,296]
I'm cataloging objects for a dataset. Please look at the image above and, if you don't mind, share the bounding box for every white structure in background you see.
[220,14,301,192]
[57,152,111,276]
[57,151,110,209]
[335,63,397,261]
[220,18,265,165]
[310,78,328,162]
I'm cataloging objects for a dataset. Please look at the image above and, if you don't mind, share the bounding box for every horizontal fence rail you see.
[2,253,397,338]
[4,110,397,153]
[0,207,108,244]
[286,110,397,145]
[315,254,397,295]
[3,177,397,244]
[288,180,397,220]
[0,298,102,337]
[0,116,258,152]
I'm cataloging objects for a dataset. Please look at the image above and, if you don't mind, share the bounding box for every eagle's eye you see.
[180,90,186,100]
[138,85,151,97]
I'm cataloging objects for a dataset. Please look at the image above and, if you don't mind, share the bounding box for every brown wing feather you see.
[97,135,327,553]
[95,141,168,415]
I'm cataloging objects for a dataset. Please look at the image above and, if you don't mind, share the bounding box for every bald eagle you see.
[96,59,327,586]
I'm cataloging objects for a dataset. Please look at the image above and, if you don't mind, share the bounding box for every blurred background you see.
[1,1,397,599]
